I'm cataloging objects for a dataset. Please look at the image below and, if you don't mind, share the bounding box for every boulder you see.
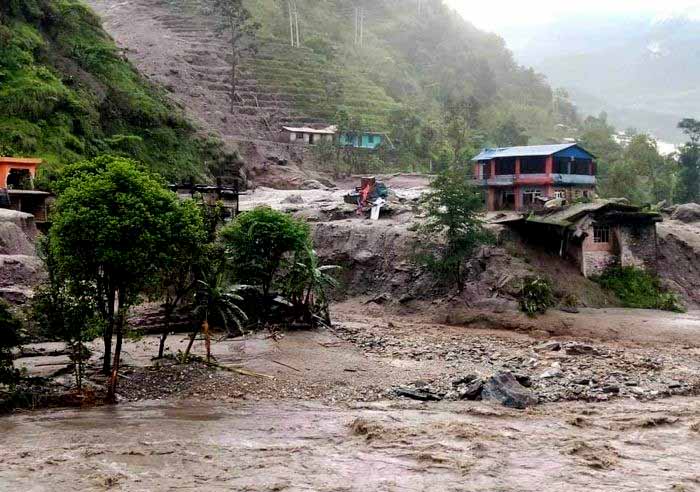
[671,203,700,223]
[458,381,484,400]
[282,194,305,204]
[482,372,538,409]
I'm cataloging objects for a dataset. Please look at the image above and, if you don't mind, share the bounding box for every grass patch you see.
[0,0,227,181]
[595,266,685,312]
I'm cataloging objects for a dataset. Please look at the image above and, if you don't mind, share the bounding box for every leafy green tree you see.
[416,168,489,291]
[492,119,528,147]
[678,118,700,203]
[152,199,207,359]
[184,261,248,363]
[49,155,187,400]
[31,240,100,390]
[0,300,21,389]
[282,245,340,326]
[210,0,260,113]
[220,207,311,301]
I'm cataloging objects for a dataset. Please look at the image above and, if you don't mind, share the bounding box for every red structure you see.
[0,157,50,224]
[472,144,597,211]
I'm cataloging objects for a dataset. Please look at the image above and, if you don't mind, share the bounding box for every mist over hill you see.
[505,13,700,143]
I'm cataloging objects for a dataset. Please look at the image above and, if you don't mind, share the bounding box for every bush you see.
[519,276,555,316]
[0,300,21,388]
[596,266,685,312]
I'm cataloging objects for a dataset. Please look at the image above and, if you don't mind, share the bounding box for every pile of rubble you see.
[331,322,700,406]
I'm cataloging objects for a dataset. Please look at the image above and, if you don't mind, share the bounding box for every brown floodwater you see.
[1,397,699,491]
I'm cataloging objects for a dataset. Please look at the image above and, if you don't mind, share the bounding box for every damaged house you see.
[502,200,662,278]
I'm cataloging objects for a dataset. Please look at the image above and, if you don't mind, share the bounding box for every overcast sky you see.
[444,0,700,31]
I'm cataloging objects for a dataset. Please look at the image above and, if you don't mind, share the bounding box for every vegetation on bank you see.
[519,277,556,317]
[15,154,338,402]
[414,168,490,291]
[595,266,685,313]
[0,0,230,182]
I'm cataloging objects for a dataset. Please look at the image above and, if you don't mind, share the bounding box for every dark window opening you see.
[594,225,610,243]
[572,159,592,175]
[495,158,516,175]
[554,157,570,174]
[482,162,492,179]
[6,169,31,189]
[523,188,543,207]
[520,157,546,174]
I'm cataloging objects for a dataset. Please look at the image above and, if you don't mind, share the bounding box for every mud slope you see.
[657,219,700,307]
[87,0,316,188]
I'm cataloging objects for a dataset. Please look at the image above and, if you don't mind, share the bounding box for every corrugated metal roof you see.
[282,125,337,135]
[525,200,640,227]
[472,144,580,161]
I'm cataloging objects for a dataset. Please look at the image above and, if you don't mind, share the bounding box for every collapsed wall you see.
[656,217,700,308]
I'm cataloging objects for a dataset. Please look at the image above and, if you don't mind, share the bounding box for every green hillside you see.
[242,0,580,144]
[0,0,226,181]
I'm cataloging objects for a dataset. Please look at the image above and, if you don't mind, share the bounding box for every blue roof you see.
[472,144,594,161]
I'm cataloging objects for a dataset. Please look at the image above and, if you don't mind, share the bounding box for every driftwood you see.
[204,361,275,379]
[271,360,301,372]
[16,347,71,359]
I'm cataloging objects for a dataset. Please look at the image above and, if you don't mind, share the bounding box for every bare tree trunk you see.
[229,56,237,114]
[157,304,173,359]
[106,308,125,403]
[203,319,211,363]
[102,288,115,375]
[183,327,198,363]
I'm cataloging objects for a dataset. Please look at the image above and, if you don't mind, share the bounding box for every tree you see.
[492,119,528,147]
[152,199,207,359]
[32,240,100,390]
[679,118,700,146]
[220,207,311,306]
[210,0,260,113]
[49,156,186,401]
[0,300,21,389]
[282,245,340,326]
[185,259,248,363]
[416,168,489,291]
[678,118,700,203]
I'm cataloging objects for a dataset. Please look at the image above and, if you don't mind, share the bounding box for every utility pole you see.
[417,0,422,16]
[288,0,294,46]
[354,6,358,46]
[294,0,300,48]
[287,0,300,48]
[359,7,364,47]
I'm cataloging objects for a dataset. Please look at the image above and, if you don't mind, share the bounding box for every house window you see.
[594,225,610,244]
[367,135,375,145]
[554,190,566,199]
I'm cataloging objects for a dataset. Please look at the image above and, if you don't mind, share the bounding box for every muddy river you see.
[1,397,699,491]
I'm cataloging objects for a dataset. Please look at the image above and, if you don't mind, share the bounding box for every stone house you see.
[507,200,662,277]
[282,125,337,145]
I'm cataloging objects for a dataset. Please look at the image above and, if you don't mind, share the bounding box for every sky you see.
[444,0,700,31]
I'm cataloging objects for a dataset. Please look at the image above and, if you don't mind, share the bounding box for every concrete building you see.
[505,200,662,278]
[338,131,386,150]
[473,144,597,211]
[0,157,50,225]
[282,125,337,145]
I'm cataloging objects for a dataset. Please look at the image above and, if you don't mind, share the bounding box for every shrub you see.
[519,276,555,316]
[596,266,685,312]
[0,300,21,388]
[415,169,489,291]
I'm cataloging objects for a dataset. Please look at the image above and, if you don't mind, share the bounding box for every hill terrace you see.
[473,144,597,212]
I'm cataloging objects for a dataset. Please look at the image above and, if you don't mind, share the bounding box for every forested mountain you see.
[510,13,700,143]
[243,0,580,145]
[0,0,231,181]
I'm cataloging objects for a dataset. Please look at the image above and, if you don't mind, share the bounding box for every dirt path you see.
[1,397,699,491]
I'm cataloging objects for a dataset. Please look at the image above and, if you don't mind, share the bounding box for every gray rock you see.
[565,344,599,356]
[282,194,305,204]
[482,372,538,409]
[671,203,700,223]
[458,381,483,400]
[394,387,442,401]
[534,341,561,352]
